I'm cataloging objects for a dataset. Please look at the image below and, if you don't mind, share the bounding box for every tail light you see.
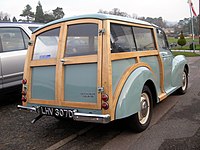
[21,96,27,102]
[22,79,27,102]
[22,79,27,84]
[102,102,109,110]
[102,94,109,102]
[102,93,109,110]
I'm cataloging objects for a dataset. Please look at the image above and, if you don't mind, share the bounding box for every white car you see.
[0,22,42,93]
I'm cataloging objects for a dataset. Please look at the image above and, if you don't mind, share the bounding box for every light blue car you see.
[18,14,189,132]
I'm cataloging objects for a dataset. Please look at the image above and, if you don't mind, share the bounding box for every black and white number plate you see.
[40,106,74,118]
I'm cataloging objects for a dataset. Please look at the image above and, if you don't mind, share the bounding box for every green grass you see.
[168,37,200,50]
[172,51,200,57]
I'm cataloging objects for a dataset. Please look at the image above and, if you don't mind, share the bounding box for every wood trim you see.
[34,24,62,35]
[102,20,113,116]
[110,62,154,119]
[30,59,57,67]
[158,93,167,101]
[111,50,159,61]
[62,55,98,65]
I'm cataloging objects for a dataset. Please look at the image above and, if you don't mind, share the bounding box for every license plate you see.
[39,106,74,118]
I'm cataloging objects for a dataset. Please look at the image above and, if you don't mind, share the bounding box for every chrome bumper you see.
[17,105,111,124]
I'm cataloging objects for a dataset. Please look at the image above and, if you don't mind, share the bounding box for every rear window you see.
[65,23,98,57]
[32,28,60,60]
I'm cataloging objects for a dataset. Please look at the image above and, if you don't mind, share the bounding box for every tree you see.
[43,12,55,23]
[12,17,17,22]
[98,8,130,17]
[53,7,64,20]
[20,4,34,22]
[35,1,44,23]
[177,31,187,47]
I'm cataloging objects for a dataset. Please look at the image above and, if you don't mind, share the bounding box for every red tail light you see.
[102,102,109,110]
[102,94,109,102]
[22,79,27,84]
[21,97,27,102]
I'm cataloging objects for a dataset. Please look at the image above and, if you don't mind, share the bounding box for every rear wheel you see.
[128,85,153,132]
[177,68,188,95]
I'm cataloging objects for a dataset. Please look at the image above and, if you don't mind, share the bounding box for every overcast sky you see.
[1,0,199,22]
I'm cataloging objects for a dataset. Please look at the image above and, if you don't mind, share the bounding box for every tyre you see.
[177,68,188,95]
[128,85,153,132]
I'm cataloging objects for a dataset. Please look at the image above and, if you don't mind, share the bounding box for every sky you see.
[1,0,199,22]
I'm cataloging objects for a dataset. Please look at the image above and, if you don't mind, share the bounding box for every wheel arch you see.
[114,66,157,120]
[144,80,158,106]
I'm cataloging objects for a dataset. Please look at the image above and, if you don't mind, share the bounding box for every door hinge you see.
[99,29,105,36]
[97,87,104,93]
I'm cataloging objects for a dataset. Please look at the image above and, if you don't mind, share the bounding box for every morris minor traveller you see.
[18,14,189,132]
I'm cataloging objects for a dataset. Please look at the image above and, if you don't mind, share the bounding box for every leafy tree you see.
[35,1,44,23]
[12,17,17,22]
[177,31,187,47]
[53,7,64,20]
[3,16,10,22]
[20,4,34,22]
[98,8,130,17]
[43,12,55,23]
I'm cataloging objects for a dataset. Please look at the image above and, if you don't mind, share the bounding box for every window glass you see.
[110,24,136,53]
[157,29,168,50]
[28,27,39,32]
[133,27,156,51]
[33,28,60,60]
[65,24,98,57]
[0,28,26,52]
[22,30,29,49]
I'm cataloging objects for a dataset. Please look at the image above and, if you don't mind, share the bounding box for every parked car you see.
[18,14,189,132]
[0,22,42,93]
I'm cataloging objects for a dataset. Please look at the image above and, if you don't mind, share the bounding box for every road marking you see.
[46,125,93,150]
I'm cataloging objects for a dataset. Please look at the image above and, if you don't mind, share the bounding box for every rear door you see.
[29,19,102,110]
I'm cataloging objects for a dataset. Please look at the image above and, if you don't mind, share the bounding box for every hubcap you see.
[182,72,187,91]
[138,93,150,125]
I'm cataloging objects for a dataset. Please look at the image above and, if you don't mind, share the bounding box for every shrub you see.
[177,31,186,47]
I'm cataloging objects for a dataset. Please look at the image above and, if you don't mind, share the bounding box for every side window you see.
[110,24,136,53]
[0,27,28,52]
[133,27,156,51]
[22,30,29,49]
[157,29,168,50]
[32,28,60,60]
[65,23,98,57]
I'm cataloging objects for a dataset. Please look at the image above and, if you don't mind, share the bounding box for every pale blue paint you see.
[140,56,161,97]
[31,66,55,100]
[112,59,136,94]
[64,63,97,103]
[115,67,156,119]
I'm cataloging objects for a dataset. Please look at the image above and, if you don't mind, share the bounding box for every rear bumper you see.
[17,105,111,124]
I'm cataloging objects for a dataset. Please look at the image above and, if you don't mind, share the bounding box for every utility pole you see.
[199,0,200,44]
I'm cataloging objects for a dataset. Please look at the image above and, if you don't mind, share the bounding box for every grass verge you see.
[172,52,200,57]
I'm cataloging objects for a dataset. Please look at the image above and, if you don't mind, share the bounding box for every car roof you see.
[34,13,152,33]
[0,22,43,36]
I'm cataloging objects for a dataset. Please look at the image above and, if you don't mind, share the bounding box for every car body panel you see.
[17,14,188,125]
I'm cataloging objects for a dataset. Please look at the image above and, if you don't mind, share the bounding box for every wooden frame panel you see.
[59,19,103,109]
